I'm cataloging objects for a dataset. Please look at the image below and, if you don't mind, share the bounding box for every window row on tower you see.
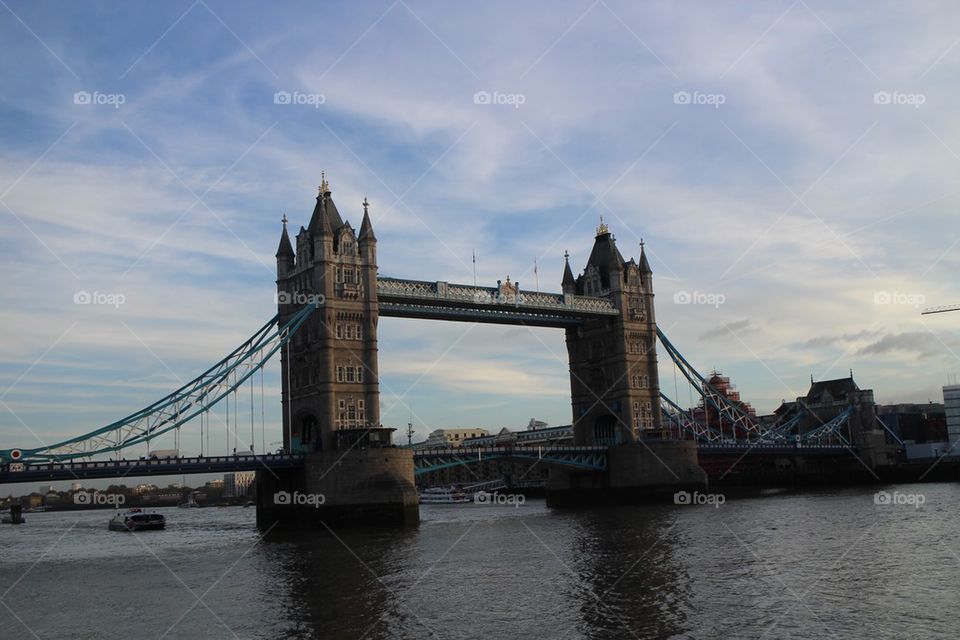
[334,265,362,284]
[335,322,364,341]
[632,400,654,431]
[630,374,650,389]
[337,398,366,428]
[336,365,366,383]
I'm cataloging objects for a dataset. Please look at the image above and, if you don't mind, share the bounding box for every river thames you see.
[0,483,957,639]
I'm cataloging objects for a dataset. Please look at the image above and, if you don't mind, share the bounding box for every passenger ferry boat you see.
[108,508,166,532]
[418,487,471,504]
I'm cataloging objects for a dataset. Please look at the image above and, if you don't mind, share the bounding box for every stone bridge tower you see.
[564,220,661,445]
[275,176,388,452]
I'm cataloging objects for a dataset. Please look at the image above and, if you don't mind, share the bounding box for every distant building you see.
[462,424,574,447]
[70,482,82,492]
[526,419,548,430]
[877,402,946,444]
[205,479,224,490]
[768,375,879,444]
[223,472,256,498]
[944,385,960,449]
[415,428,490,449]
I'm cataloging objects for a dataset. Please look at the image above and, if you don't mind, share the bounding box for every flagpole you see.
[534,256,539,292]
[472,249,477,286]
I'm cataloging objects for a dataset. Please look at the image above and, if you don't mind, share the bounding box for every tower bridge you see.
[0,177,897,525]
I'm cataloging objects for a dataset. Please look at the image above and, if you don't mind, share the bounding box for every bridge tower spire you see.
[561,250,576,295]
[565,223,661,445]
[276,214,294,276]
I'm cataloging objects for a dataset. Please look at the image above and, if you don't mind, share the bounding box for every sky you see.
[2,0,960,480]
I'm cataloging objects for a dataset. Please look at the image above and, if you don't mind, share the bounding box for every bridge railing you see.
[1,453,304,473]
[697,442,850,450]
[413,445,609,456]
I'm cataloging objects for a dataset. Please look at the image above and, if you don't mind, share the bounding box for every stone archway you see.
[300,414,320,451]
[593,414,619,446]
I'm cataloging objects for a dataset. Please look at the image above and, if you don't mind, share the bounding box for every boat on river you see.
[419,487,471,504]
[108,508,165,532]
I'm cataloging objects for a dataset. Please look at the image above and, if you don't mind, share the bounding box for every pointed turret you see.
[562,250,576,294]
[583,216,626,292]
[358,197,376,244]
[276,215,295,276]
[638,238,652,274]
[276,215,294,257]
[308,171,344,236]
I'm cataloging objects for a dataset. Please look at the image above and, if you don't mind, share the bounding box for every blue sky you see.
[2,0,959,469]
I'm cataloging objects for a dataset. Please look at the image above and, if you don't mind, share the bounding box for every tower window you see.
[336,366,344,383]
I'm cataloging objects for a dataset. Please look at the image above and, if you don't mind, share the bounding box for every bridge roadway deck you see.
[0,444,852,483]
[0,453,305,484]
[696,443,852,456]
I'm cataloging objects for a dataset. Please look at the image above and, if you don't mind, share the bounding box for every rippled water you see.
[1,483,958,639]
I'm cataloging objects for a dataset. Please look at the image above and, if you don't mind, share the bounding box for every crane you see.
[922,304,960,315]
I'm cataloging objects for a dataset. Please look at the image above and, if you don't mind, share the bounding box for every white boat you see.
[419,487,471,504]
[108,508,165,531]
